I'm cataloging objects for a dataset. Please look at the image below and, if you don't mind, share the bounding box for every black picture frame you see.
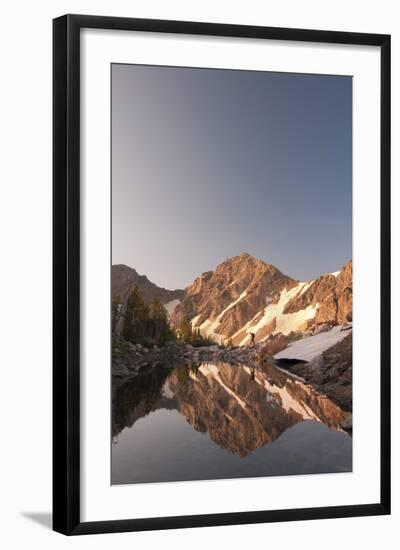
[53,14,391,536]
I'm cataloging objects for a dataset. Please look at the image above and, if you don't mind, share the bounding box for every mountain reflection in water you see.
[112,362,352,484]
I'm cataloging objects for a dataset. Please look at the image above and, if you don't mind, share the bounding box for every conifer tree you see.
[123,285,149,342]
[112,294,121,332]
[148,299,172,343]
[179,317,192,343]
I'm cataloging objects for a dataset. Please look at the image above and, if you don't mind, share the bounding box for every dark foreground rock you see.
[279,332,352,412]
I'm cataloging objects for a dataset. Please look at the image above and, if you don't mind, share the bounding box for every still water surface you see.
[112,362,352,484]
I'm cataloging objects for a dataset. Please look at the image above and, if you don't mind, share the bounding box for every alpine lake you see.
[112,360,352,485]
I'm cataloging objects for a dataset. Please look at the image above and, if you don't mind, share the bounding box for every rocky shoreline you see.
[112,340,260,380]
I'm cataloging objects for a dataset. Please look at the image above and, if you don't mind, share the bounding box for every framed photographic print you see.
[53,14,391,535]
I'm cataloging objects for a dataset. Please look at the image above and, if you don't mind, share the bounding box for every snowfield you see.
[232,282,319,345]
[190,282,322,346]
[274,325,352,362]
[164,299,180,316]
[188,275,349,349]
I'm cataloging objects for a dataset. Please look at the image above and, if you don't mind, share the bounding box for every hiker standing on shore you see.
[249,332,256,347]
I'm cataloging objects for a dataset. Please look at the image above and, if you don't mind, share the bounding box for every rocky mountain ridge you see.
[113,253,352,347]
[112,264,184,305]
[171,253,352,346]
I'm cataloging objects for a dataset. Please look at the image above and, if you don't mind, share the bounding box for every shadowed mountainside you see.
[112,264,184,304]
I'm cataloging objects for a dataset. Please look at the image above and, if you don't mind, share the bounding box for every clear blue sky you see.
[112,64,352,290]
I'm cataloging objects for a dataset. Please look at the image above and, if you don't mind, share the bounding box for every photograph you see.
[0,1,394,544]
[111,63,353,485]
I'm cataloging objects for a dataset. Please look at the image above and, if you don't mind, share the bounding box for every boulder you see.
[286,332,352,411]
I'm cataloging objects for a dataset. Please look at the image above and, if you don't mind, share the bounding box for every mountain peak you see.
[172,253,296,338]
[219,252,261,266]
[216,252,279,275]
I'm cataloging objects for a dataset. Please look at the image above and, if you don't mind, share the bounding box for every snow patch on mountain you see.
[274,324,352,362]
[234,282,318,345]
[190,315,201,328]
[271,303,319,339]
[234,284,304,340]
[164,299,180,316]
[194,291,248,342]
[299,280,314,296]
